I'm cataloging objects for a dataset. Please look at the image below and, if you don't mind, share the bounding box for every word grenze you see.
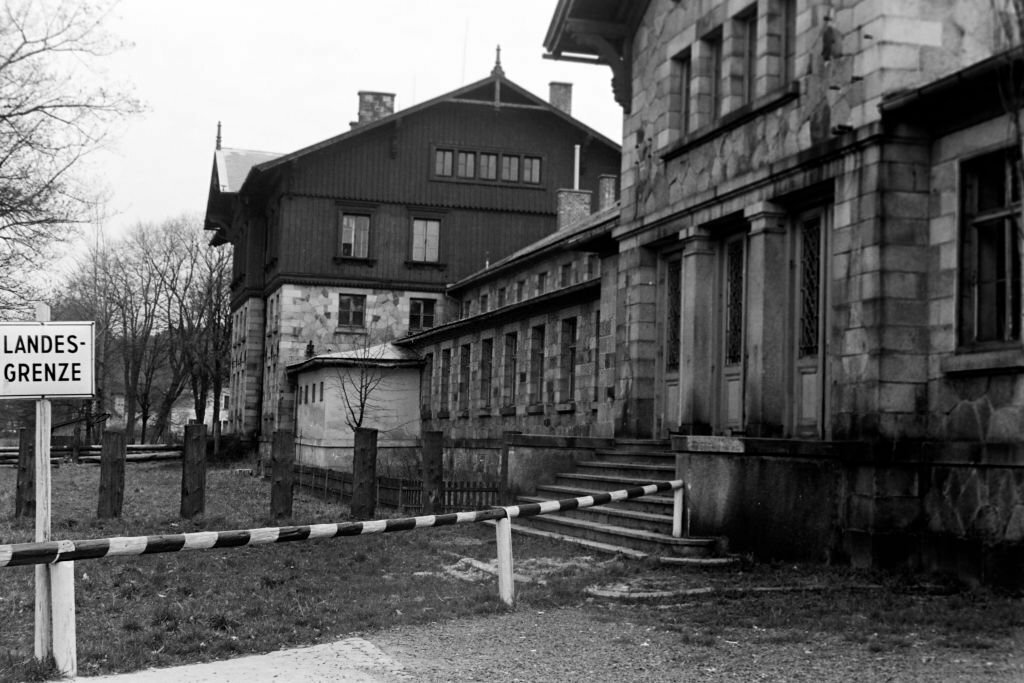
[3,334,84,383]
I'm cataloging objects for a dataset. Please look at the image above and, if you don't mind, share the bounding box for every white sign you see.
[0,321,95,398]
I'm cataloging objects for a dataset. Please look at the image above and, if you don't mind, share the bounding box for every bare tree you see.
[332,339,391,431]
[0,0,138,316]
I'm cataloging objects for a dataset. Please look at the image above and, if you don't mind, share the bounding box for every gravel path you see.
[372,604,1024,682]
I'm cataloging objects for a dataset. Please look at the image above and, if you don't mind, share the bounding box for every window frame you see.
[409,297,436,331]
[411,217,441,263]
[338,293,367,328]
[337,210,371,259]
[435,149,454,177]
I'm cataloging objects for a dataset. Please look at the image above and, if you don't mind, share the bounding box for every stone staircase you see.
[509,439,735,567]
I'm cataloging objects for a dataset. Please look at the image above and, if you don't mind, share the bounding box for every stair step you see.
[593,449,677,465]
[492,521,650,559]
[535,484,675,515]
[518,495,673,533]
[553,472,677,492]
[518,513,715,557]
[576,461,676,479]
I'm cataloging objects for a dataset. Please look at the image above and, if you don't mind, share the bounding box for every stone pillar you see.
[743,202,788,437]
[679,230,716,434]
[614,242,659,437]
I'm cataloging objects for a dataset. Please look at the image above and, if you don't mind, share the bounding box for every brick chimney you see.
[350,91,395,129]
[549,82,572,115]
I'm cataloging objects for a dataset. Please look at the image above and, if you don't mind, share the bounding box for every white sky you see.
[87,0,624,236]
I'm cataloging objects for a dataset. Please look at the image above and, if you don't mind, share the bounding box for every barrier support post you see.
[495,515,514,606]
[672,485,685,538]
[34,303,53,662]
[51,560,76,676]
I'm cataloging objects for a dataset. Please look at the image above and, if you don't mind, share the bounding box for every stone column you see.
[743,202,788,437]
[614,241,658,438]
[679,229,716,434]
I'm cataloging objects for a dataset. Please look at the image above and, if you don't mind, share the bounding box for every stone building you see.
[486,0,1024,580]
[203,61,621,460]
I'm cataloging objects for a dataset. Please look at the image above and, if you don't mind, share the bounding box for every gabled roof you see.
[235,67,620,194]
[215,147,282,193]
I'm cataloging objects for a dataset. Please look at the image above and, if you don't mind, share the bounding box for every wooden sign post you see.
[0,307,95,678]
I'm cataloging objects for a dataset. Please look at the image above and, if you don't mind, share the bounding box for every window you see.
[435,149,454,177]
[461,299,471,318]
[503,332,518,406]
[501,155,520,182]
[587,254,599,279]
[457,151,476,178]
[497,287,506,308]
[458,344,471,412]
[421,353,433,413]
[338,212,370,258]
[480,293,489,313]
[592,310,601,402]
[319,381,324,402]
[480,338,493,408]
[738,8,758,106]
[537,272,548,295]
[560,263,573,287]
[523,156,542,184]
[339,294,366,327]
[411,218,440,262]
[440,349,452,413]
[702,28,723,122]
[666,259,682,371]
[516,280,526,301]
[960,148,1022,345]
[529,324,546,403]
[673,50,692,136]
[560,318,578,402]
[480,153,498,180]
[780,0,796,84]
[409,298,436,331]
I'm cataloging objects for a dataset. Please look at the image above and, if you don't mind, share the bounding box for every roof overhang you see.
[881,47,1024,136]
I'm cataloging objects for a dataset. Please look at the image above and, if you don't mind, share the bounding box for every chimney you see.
[598,174,618,211]
[350,91,395,129]
[557,188,592,231]
[549,82,572,116]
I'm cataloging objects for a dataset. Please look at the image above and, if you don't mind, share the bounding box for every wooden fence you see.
[294,464,500,513]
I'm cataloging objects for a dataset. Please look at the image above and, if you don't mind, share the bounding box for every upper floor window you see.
[516,280,526,301]
[701,28,723,122]
[409,298,436,331]
[339,294,366,327]
[480,153,498,180]
[537,271,548,295]
[502,155,520,182]
[737,8,758,106]
[480,293,489,313]
[523,156,542,184]
[959,148,1022,346]
[672,49,692,137]
[435,149,454,177]
[457,151,476,178]
[560,262,573,287]
[497,287,506,308]
[411,218,440,262]
[338,212,370,258]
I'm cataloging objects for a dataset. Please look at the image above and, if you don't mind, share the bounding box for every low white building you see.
[287,343,423,472]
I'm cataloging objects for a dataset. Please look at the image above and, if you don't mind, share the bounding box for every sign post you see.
[1,310,94,678]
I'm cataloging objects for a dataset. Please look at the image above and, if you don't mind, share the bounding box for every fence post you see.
[350,428,378,520]
[421,431,443,515]
[97,431,126,518]
[495,514,515,606]
[672,485,684,538]
[270,431,295,520]
[51,560,76,676]
[180,424,207,518]
[15,428,34,518]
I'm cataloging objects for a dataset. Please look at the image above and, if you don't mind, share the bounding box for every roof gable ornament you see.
[491,44,505,78]
[216,121,222,150]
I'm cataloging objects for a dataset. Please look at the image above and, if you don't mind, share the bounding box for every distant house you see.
[203,57,621,460]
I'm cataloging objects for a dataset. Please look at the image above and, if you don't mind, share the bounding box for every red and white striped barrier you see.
[0,480,682,568]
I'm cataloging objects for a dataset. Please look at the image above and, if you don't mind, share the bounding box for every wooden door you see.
[791,210,828,438]
[718,234,746,434]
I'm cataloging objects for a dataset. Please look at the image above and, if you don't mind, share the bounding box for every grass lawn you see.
[1,461,1022,681]
[0,461,631,681]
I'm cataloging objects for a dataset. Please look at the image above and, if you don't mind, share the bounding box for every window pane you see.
[480,153,498,180]
[412,219,440,262]
[523,157,541,184]
[502,155,519,182]
[340,214,369,258]
[457,151,475,178]
[435,150,453,176]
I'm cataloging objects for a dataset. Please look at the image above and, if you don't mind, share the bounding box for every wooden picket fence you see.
[293,464,500,513]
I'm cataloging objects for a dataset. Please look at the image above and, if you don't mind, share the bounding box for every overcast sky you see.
[86,0,623,237]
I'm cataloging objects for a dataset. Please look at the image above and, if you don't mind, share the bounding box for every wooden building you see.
[203,58,621,460]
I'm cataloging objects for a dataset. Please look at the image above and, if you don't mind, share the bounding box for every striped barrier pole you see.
[0,480,682,650]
